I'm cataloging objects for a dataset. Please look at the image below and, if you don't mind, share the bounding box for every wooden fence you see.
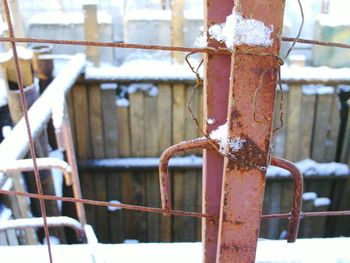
[66,65,350,243]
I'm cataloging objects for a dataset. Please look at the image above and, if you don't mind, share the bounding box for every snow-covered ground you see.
[0,238,349,262]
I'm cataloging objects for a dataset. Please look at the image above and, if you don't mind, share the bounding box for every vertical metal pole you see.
[203,1,233,262]
[216,1,285,262]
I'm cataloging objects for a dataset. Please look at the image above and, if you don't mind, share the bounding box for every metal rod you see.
[0,36,349,54]
[0,189,212,219]
[271,157,303,243]
[159,137,212,214]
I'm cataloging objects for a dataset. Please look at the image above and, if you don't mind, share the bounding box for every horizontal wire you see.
[1,189,349,220]
[262,210,350,220]
[0,189,212,219]
[0,36,349,55]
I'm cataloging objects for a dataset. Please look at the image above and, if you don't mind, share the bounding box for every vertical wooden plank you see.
[9,0,26,47]
[129,90,147,241]
[312,89,334,162]
[116,98,132,241]
[340,100,350,162]
[73,85,95,227]
[101,83,123,243]
[324,90,340,161]
[259,181,271,238]
[87,85,109,242]
[278,180,294,239]
[171,0,185,63]
[285,84,302,162]
[144,92,160,242]
[157,84,172,242]
[172,84,186,241]
[299,92,316,160]
[267,181,282,239]
[83,4,100,66]
[334,178,350,236]
[311,197,331,237]
[10,173,38,244]
[272,89,288,158]
[182,85,199,241]
[300,192,317,238]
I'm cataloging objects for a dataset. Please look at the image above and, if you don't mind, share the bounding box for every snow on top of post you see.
[314,197,331,207]
[208,10,274,49]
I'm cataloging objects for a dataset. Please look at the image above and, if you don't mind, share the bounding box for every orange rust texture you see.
[216,0,286,262]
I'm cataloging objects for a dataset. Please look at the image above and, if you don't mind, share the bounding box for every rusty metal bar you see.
[270,157,303,242]
[203,1,233,261]
[159,137,211,214]
[215,2,285,262]
[0,157,72,186]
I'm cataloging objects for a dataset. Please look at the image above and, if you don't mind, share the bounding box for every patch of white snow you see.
[314,197,331,207]
[107,200,122,212]
[208,10,273,49]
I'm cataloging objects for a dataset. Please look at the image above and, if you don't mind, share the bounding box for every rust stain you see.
[227,134,267,171]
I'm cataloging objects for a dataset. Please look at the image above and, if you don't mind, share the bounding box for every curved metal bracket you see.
[270,157,303,243]
[159,139,303,243]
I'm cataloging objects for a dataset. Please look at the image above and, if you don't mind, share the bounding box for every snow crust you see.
[208,10,273,49]
[128,83,159,97]
[194,32,208,48]
[85,60,200,81]
[314,197,331,207]
[302,85,335,95]
[267,159,349,178]
[116,97,130,107]
[1,239,350,262]
[281,66,350,83]
[302,192,317,201]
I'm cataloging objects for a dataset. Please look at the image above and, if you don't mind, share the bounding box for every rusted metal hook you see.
[270,157,303,243]
[159,137,212,215]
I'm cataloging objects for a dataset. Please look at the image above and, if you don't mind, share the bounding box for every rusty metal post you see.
[216,1,285,262]
[203,1,233,262]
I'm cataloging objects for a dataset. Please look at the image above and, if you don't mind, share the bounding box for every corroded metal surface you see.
[216,1,286,262]
[159,137,212,214]
[204,1,233,261]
